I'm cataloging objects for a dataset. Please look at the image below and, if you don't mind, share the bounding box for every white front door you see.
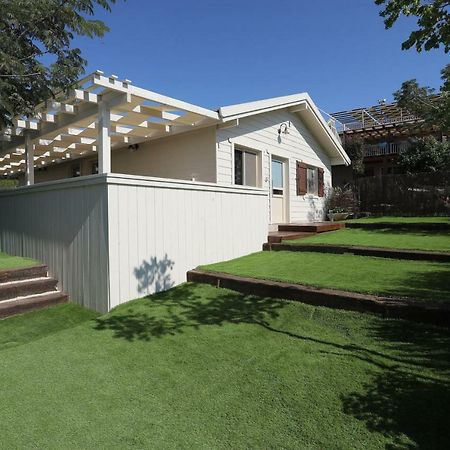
[271,157,286,223]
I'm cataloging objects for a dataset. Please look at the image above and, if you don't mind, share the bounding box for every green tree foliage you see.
[393,64,450,131]
[0,0,116,128]
[375,0,450,52]
[397,136,450,173]
[342,137,366,175]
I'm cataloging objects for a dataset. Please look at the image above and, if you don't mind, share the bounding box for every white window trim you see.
[233,144,262,188]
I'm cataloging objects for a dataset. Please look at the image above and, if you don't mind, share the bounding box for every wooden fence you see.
[356,171,450,216]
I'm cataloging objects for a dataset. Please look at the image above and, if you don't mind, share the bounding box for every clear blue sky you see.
[75,0,447,114]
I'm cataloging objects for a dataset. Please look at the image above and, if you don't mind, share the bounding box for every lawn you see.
[0,283,449,449]
[0,251,38,270]
[201,251,450,303]
[345,216,450,224]
[285,228,450,252]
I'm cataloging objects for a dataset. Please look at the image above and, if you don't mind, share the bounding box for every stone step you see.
[0,277,58,302]
[0,265,48,283]
[0,291,68,319]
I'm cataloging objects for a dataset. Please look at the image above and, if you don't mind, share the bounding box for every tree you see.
[375,0,450,53]
[342,137,366,175]
[393,64,450,131]
[0,0,116,128]
[397,136,450,173]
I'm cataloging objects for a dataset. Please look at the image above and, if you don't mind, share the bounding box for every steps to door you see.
[0,264,68,318]
[267,222,344,245]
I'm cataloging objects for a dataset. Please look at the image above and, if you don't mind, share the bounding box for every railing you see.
[364,141,410,157]
[334,114,420,134]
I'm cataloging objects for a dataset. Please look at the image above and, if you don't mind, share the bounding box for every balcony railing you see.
[364,141,410,157]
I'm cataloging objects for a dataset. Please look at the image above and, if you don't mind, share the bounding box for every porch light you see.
[278,122,290,135]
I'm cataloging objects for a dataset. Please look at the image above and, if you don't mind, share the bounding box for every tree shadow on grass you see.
[381,265,450,304]
[94,283,285,341]
[342,318,450,450]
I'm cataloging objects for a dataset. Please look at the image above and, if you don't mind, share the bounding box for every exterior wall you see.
[216,110,333,222]
[106,174,267,309]
[111,127,217,182]
[25,127,217,185]
[0,173,267,313]
[0,176,109,312]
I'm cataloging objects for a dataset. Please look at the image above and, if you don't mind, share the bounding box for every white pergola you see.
[0,71,220,184]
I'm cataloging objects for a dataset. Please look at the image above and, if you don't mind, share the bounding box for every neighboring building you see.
[329,100,441,186]
[0,71,349,312]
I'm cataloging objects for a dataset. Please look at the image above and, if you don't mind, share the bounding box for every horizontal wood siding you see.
[216,110,332,222]
[0,176,110,312]
[107,174,268,309]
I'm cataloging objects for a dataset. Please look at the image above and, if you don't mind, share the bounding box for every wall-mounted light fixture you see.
[278,122,290,135]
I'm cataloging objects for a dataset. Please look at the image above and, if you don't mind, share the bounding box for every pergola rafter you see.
[0,71,220,180]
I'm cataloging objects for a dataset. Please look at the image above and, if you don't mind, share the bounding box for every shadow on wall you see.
[133,254,175,295]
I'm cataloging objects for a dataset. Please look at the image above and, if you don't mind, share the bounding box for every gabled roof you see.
[219,94,351,166]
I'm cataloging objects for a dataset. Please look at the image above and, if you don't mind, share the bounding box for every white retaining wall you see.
[0,174,268,312]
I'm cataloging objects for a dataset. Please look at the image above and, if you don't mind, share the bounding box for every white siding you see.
[216,110,333,222]
[0,176,109,312]
[107,174,267,309]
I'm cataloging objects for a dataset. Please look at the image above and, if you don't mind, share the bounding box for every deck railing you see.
[364,141,410,157]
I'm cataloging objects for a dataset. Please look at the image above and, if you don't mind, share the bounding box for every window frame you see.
[306,166,319,196]
[233,145,261,188]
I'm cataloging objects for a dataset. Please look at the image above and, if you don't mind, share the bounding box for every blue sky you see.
[75,0,447,114]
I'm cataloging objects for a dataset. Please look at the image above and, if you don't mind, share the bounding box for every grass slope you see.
[202,251,450,303]
[0,251,38,270]
[286,228,450,252]
[345,216,450,224]
[0,283,449,449]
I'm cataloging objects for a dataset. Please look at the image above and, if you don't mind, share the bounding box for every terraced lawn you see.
[285,228,450,253]
[0,251,39,271]
[201,251,450,303]
[0,283,449,449]
[345,216,450,224]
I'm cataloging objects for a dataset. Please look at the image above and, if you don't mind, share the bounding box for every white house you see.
[0,72,350,312]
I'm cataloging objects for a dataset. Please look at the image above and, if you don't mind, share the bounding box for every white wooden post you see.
[24,131,34,185]
[98,100,111,174]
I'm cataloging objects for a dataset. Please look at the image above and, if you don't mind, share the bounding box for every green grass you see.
[202,251,450,303]
[286,228,450,252]
[0,251,39,270]
[0,283,449,449]
[345,216,450,224]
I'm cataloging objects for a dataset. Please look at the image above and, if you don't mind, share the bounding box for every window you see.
[234,147,259,187]
[271,159,284,196]
[91,162,98,175]
[307,167,318,195]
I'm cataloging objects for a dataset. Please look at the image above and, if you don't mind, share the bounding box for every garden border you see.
[262,242,450,262]
[187,269,450,328]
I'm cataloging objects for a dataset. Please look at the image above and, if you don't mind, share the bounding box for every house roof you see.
[219,94,351,165]
[0,73,349,175]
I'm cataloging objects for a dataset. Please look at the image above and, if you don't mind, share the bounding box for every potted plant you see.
[326,186,359,221]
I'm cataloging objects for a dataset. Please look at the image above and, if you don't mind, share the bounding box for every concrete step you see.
[0,265,48,283]
[0,277,58,302]
[0,291,68,319]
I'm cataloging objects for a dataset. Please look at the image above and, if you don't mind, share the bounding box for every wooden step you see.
[267,232,315,244]
[0,265,48,283]
[0,291,68,318]
[278,222,344,233]
[0,277,58,301]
